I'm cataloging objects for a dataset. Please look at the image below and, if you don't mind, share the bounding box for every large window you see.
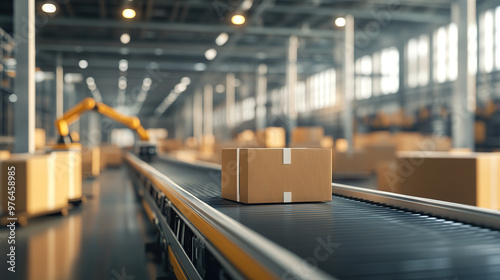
[355,55,372,100]
[308,68,336,109]
[433,23,458,82]
[380,47,400,94]
[479,7,500,73]
[406,34,430,88]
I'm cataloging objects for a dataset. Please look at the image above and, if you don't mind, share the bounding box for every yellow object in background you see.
[0,154,69,216]
[82,147,100,178]
[35,128,46,151]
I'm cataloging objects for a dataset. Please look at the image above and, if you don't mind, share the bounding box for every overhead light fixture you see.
[86,77,95,85]
[181,77,191,85]
[143,77,152,87]
[215,84,225,93]
[334,17,346,27]
[154,48,163,56]
[122,8,136,19]
[215,32,229,46]
[118,78,127,90]
[120,33,131,44]
[119,59,128,72]
[8,94,17,103]
[194,63,207,71]
[205,48,217,60]
[78,59,88,69]
[41,2,57,14]
[240,0,253,11]
[231,14,246,25]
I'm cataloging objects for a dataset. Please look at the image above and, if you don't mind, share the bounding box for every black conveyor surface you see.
[149,158,500,280]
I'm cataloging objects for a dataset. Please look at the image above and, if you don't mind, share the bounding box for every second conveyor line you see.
[143,155,500,279]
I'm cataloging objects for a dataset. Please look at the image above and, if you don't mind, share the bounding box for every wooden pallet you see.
[69,196,87,207]
[1,206,69,227]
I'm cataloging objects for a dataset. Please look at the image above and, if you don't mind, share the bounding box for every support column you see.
[193,89,203,141]
[203,84,213,136]
[256,64,267,130]
[343,15,355,153]
[56,53,64,118]
[286,36,298,143]
[13,0,36,153]
[226,73,235,139]
[452,0,476,149]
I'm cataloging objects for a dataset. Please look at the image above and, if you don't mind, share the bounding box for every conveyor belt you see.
[149,157,500,280]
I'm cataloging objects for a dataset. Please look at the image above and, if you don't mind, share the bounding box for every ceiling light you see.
[175,83,187,93]
[181,77,191,85]
[231,14,246,25]
[215,84,225,93]
[86,77,95,85]
[334,17,346,27]
[240,0,253,11]
[154,48,163,56]
[118,78,127,90]
[194,63,207,71]
[119,59,128,72]
[215,32,229,46]
[143,77,152,87]
[235,79,241,87]
[78,59,88,69]
[8,94,17,103]
[41,3,57,14]
[205,48,217,60]
[122,8,136,19]
[120,33,131,44]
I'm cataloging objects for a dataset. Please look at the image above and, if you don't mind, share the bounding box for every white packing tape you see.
[283,148,291,165]
[284,192,292,203]
[236,148,240,202]
[47,154,55,210]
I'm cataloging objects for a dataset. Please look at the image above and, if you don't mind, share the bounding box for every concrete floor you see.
[0,168,162,280]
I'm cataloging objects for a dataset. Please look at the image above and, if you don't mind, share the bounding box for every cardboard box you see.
[237,130,256,143]
[256,127,286,148]
[392,152,500,210]
[101,145,123,167]
[221,148,332,204]
[335,138,349,152]
[291,127,324,144]
[320,136,334,149]
[365,144,397,172]
[35,128,46,151]
[52,151,82,200]
[0,154,68,215]
[199,134,216,156]
[0,150,10,160]
[157,139,183,154]
[475,121,486,143]
[377,161,398,192]
[332,150,372,176]
[82,147,100,177]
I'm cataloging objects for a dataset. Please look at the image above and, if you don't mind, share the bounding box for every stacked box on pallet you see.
[0,154,68,216]
[82,147,100,178]
[101,145,123,167]
[256,127,286,148]
[0,150,10,160]
[52,151,82,201]
[380,152,500,210]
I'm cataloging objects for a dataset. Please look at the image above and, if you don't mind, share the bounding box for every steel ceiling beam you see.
[0,16,343,38]
[266,5,451,24]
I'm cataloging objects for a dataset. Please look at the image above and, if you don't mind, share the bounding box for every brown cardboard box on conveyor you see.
[221,148,332,204]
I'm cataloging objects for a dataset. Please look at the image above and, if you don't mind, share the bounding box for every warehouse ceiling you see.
[0,0,461,118]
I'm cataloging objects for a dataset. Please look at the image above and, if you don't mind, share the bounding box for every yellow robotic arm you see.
[55,97,150,144]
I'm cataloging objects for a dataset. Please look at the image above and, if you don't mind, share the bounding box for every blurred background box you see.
[256,127,286,148]
[82,147,100,178]
[393,152,500,210]
[1,154,68,216]
[52,151,82,201]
